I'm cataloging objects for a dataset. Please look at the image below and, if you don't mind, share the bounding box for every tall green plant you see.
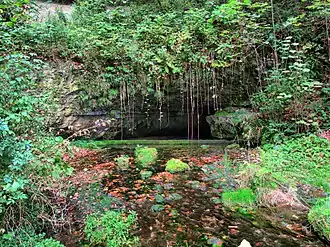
[253,37,329,142]
[0,120,32,215]
[0,54,47,133]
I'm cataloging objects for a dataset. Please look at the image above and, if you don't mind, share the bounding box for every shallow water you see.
[76,144,325,247]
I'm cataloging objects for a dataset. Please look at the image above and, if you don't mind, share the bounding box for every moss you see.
[215,111,231,116]
[222,188,256,208]
[165,158,189,173]
[135,146,158,168]
[308,197,330,240]
[114,155,130,170]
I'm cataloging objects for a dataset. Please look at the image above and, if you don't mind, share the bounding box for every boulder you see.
[206,108,260,144]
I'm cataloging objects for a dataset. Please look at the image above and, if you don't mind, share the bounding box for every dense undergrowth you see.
[247,135,330,241]
[1,0,330,245]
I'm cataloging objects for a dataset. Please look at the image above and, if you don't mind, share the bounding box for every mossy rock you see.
[206,108,260,144]
[165,158,189,173]
[135,146,158,168]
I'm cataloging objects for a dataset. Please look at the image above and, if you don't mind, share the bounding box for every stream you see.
[62,143,326,247]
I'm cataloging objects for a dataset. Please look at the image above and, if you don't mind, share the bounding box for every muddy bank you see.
[36,0,73,21]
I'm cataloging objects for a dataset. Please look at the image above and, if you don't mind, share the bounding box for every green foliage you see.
[165,158,189,173]
[151,204,164,212]
[202,152,238,191]
[221,188,256,208]
[84,210,140,247]
[0,1,329,243]
[241,135,330,193]
[0,120,32,213]
[0,121,72,236]
[135,146,157,168]
[3,0,329,144]
[0,0,33,28]
[31,135,73,178]
[12,12,70,57]
[35,238,64,247]
[0,0,72,242]
[114,155,130,170]
[252,20,330,142]
[0,53,48,133]
[0,230,64,247]
[15,0,270,112]
[140,170,152,180]
[260,135,330,191]
[308,197,330,240]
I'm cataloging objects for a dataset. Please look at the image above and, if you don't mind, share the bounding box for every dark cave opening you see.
[119,106,216,140]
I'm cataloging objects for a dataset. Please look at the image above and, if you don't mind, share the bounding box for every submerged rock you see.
[206,107,260,144]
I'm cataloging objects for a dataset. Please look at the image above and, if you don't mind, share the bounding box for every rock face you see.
[206,108,260,143]
[47,62,259,140]
[55,112,120,139]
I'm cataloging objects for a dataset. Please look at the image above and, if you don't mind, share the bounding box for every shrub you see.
[252,38,330,142]
[140,170,153,180]
[308,197,330,240]
[222,188,256,208]
[134,146,157,168]
[84,210,140,247]
[31,135,73,178]
[0,120,32,214]
[0,0,33,28]
[0,231,64,247]
[0,53,47,134]
[165,158,189,173]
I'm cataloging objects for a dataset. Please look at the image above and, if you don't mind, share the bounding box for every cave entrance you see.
[119,107,216,140]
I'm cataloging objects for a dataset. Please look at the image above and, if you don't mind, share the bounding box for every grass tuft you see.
[222,188,256,208]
